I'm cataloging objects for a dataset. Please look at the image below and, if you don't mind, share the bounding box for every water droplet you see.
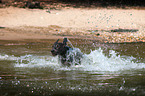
[18,81,20,84]
[132,88,136,91]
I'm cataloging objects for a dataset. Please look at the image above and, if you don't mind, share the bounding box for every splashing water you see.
[81,48,145,72]
[67,38,74,48]
[1,48,144,72]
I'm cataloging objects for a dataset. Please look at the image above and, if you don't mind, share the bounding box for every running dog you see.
[51,38,83,66]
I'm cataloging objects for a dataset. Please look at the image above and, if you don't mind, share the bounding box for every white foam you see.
[0,48,145,72]
[80,48,145,72]
[15,55,60,68]
[0,54,17,60]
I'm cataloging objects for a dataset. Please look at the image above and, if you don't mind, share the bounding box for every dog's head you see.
[51,38,70,56]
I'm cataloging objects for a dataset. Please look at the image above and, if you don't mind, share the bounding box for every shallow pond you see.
[0,39,145,96]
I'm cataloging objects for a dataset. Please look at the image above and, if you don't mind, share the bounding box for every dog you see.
[51,38,83,66]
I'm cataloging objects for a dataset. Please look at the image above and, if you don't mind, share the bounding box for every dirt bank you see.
[0,7,145,43]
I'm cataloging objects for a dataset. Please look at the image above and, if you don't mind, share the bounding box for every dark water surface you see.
[0,39,145,96]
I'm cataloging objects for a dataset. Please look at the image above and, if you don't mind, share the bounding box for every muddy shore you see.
[0,7,145,43]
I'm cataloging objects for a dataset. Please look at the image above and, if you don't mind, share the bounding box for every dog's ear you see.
[54,39,59,44]
[63,38,67,45]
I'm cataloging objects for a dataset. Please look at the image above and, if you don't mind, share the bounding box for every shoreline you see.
[0,7,145,43]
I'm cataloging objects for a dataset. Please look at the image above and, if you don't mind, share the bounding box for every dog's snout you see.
[51,49,57,56]
[51,50,54,53]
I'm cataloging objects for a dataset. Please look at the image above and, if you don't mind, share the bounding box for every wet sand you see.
[0,7,145,43]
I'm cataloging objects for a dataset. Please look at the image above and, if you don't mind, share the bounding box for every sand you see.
[0,7,145,43]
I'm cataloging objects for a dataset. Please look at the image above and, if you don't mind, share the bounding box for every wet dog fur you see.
[51,38,82,66]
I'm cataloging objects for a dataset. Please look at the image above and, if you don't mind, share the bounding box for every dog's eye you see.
[56,44,59,48]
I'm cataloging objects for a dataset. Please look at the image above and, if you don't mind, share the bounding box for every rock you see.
[96,33,100,36]
[25,1,43,9]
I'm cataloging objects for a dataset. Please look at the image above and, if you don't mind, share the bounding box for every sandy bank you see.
[0,7,145,43]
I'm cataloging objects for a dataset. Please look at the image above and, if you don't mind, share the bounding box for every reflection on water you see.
[0,39,145,96]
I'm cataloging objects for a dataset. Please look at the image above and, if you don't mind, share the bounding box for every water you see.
[0,39,145,96]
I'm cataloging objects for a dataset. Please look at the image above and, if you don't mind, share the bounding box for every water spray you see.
[66,38,74,48]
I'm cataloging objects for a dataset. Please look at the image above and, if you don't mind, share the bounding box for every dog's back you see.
[65,48,83,65]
